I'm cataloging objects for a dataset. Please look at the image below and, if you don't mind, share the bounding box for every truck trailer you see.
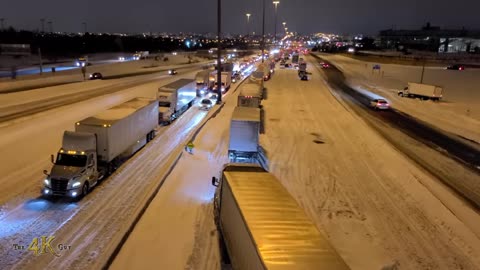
[237,82,263,108]
[228,107,267,168]
[194,70,213,96]
[42,98,158,199]
[212,71,232,93]
[398,82,443,101]
[211,163,351,270]
[158,79,197,124]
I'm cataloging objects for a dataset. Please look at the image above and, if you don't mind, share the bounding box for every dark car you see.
[168,69,178,75]
[321,63,330,68]
[89,72,103,80]
[446,64,465,71]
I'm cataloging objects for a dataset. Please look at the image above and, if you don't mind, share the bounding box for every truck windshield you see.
[56,154,87,167]
[158,101,171,107]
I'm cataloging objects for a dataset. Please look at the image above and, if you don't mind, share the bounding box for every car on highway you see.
[446,64,465,71]
[209,94,218,103]
[200,98,213,110]
[321,63,330,68]
[232,72,241,83]
[369,99,390,110]
[168,69,177,75]
[89,72,103,80]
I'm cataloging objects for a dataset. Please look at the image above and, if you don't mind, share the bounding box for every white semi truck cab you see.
[43,131,99,198]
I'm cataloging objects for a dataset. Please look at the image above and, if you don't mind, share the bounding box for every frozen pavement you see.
[318,53,480,144]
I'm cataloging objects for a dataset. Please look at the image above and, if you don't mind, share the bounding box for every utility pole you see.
[40,18,45,32]
[38,48,43,75]
[273,1,279,44]
[216,0,222,104]
[420,58,426,84]
[0,18,4,30]
[82,22,87,34]
[261,0,265,63]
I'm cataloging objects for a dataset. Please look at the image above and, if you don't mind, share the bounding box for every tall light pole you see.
[40,18,45,33]
[216,0,222,104]
[246,13,251,36]
[261,0,266,63]
[272,1,279,44]
[82,22,87,34]
[0,18,4,30]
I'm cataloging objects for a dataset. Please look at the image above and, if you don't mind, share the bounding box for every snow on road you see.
[259,61,480,269]
[112,60,480,270]
[0,70,200,208]
[319,53,480,143]
[111,78,247,270]
[0,54,207,93]
[0,84,210,269]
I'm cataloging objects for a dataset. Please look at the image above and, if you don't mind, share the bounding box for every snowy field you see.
[110,60,480,269]
[317,53,480,143]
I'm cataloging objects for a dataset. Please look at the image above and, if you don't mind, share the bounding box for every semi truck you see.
[211,163,351,270]
[228,107,267,168]
[237,82,263,108]
[398,82,443,101]
[194,70,213,97]
[42,98,158,199]
[158,79,197,124]
[212,71,232,93]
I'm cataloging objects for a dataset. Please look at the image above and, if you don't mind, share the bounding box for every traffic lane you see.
[311,55,480,208]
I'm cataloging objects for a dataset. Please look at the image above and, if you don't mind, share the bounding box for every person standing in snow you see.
[185,142,195,154]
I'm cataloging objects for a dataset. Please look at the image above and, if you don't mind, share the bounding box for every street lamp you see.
[246,13,251,36]
[272,1,280,44]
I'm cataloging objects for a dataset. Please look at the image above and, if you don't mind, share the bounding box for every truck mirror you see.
[50,154,55,164]
[43,170,49,176]
[211,177,219,187]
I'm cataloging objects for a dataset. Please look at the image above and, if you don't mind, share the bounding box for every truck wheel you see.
[398,92,404,97]
[82,182,89,197]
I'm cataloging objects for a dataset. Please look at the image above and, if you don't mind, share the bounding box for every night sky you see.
[2,0,480,35]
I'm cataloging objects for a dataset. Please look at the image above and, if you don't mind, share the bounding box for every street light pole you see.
[261,0,265,63]
[273,1,279,44]
[216,0,222,104]
[246,13,251,36]
[0,18,5,30]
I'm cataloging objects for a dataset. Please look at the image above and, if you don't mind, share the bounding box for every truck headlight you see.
[72,181,81,188]
[44,179,50,186]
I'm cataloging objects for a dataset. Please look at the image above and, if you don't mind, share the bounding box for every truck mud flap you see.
[257,145,269,171]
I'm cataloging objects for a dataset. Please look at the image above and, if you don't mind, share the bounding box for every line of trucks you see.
[211,66,350,269]
[42,78,199,199]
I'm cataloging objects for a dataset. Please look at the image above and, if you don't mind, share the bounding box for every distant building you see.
[379,23,480,53]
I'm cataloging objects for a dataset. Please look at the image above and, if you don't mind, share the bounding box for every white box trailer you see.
[43,98,158,198]
[76,98,158,163]
[158,79,197,124]
[212,163,351,270]
[237,82,262,108]
[398,82,443,101]
[249,71,265,90]
[229,107,260,153]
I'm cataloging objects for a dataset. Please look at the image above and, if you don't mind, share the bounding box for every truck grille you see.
[51,179,68,195]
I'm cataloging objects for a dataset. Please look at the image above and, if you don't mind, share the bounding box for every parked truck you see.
[158,79,197,124]
[212,71,232,93]
[237,82,263,108]
[194,70,213,97]
[228,107,267,168]
[398,82,443,101]
[211,163,351,270]
[42,98,158,199]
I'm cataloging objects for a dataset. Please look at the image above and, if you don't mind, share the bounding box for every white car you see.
[200,99,213,110]
[369,99,390,110]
